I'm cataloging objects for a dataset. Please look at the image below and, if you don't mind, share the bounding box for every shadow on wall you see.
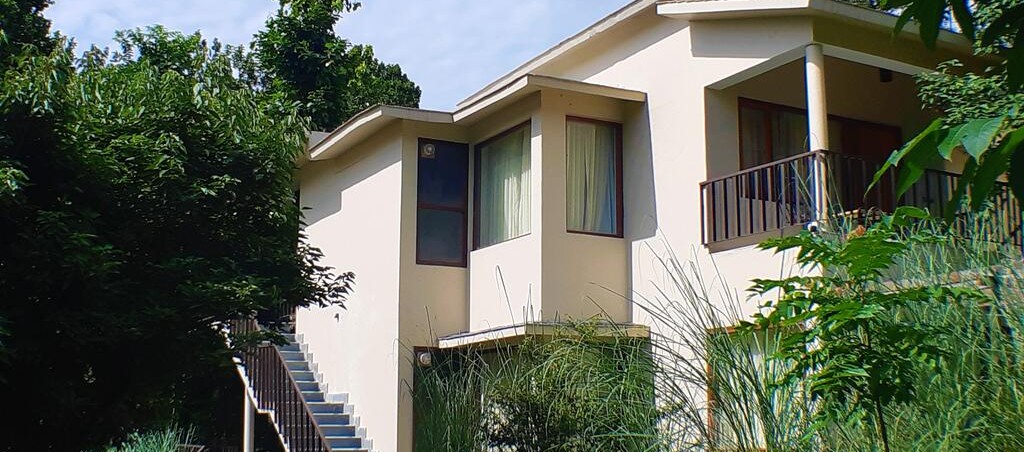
[625,102,658,307]
[299,139,402,226]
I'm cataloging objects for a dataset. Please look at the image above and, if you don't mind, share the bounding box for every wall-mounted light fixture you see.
[416,351,433,367]
[879,68,893,83]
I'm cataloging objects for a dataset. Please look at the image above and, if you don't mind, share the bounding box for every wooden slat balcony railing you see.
[699,150,1023,247]
[229,318,334,452]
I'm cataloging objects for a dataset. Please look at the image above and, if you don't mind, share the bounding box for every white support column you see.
[242,390,256,452]
[805,43,829,221]
[805,43,829,152]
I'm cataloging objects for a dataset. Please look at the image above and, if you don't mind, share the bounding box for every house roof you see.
[308,0,974,162]
[307,74,646,161]
[457,0,971,110]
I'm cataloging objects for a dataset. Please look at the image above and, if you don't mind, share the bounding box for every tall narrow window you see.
[417,139,468,266]
[475,123,531,249]
[566,117,623,236]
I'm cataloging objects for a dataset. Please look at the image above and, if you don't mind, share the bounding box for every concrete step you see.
[302,391,325,402]
[313,413,351,425]
[319,425,357,437]
[281,333,297,342]
[326,436,362,449]
[277,343,300,352]
[307,402,345,414]
[286,360,309,371]
[280,350,304,361]
[291,370,315,381]
[296,380,319,392]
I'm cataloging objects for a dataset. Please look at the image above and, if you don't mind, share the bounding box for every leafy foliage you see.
[104,426,197,452]
[876,0,1024,210]
[744,207,993,451]
[0,18,352,452]
[252,0,421,130]
[414,323,657,452]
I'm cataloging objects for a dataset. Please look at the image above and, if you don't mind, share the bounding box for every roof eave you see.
[657,0,972,50]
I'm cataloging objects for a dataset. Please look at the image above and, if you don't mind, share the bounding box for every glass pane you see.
[566,120,618,235]
[478,125,531,248]
[772,110,809,159]
[417,208,465,265]
[418,140,468,208]
[740,107,767,168]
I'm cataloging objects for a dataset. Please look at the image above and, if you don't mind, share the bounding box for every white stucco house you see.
[237,1,1008,451]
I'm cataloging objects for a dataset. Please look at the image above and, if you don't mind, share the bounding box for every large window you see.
[474,122,531,249]
[738,98,901,168]
[566,117,623,236]
[417,138,468,266]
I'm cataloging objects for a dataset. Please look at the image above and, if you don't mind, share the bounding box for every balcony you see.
[699,150,1023,248]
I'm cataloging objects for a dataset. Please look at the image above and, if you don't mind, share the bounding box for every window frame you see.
[565,115,625,238]
[416,137,469,268]
[473,121,533,250]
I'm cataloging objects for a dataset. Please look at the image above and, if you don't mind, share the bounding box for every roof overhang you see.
[307,75,646,161]
[656,0,971,49]
[437,322,650,349]
[307,105,453,161]
[454,74,647,123]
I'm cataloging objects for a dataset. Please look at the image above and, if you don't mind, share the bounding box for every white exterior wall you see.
[298,123,404,452]
[536,11,816,318]
[538,89,633,323]
[466,96,544,331]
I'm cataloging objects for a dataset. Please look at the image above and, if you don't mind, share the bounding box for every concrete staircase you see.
[277,333,371,452]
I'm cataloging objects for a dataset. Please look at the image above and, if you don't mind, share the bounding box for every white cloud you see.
[47,0,624,110]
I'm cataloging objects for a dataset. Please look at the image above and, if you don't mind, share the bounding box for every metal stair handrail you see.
[230,318,335,452]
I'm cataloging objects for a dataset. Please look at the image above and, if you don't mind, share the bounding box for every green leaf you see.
[914,0,946,49]
[1009,141,1024,203]
[970,128,1024,209]
[958,116,1005,159]
[871,119,943,193]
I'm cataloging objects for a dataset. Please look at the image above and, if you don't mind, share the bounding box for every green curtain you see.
[566,120,617,234]
[479,126,531,247]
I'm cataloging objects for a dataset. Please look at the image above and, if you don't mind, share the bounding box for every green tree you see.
[252,0,421,130]
[0,18,352,451]
[744,208,991,452]
[874,0,1024,209]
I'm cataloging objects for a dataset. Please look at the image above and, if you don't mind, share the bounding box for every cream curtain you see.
[566,120,617,234]
[479,126,531,247]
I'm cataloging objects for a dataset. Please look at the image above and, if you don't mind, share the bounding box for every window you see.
[417,139,469,266]
[475,122,532,249]
[566,117,623,236]
[739,98,843,169]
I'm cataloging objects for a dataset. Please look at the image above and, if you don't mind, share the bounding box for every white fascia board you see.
[452,74,647,124]
[437,322,651,349]
[657,0,811,18]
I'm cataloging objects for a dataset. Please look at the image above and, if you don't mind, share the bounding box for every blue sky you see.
[47,0,625,111]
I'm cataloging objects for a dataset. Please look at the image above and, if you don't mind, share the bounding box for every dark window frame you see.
[473,121,533,250]
[416,137,469,268]
[565,115,625,238]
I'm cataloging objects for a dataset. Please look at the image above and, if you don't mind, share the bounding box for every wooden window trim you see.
[473,121,532,251]
[416,137,469,268]
[565,115,625,239]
